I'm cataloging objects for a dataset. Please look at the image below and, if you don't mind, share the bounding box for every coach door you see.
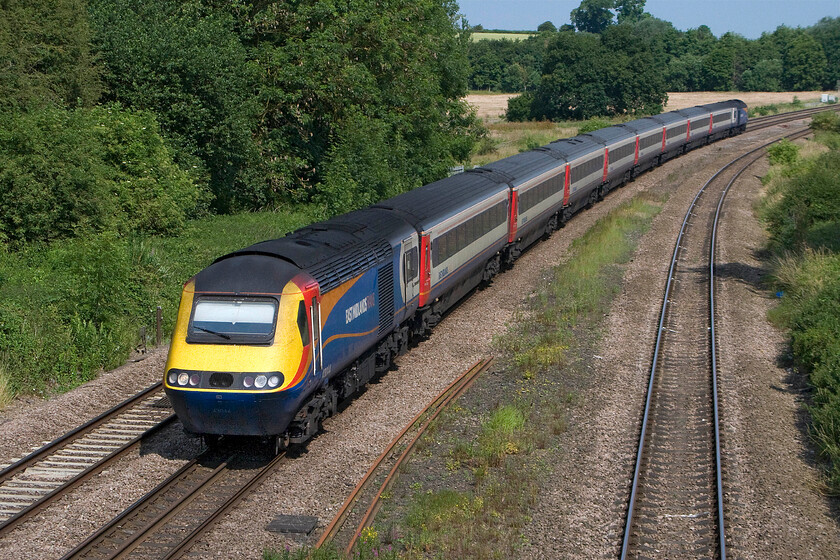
[401,236,420,305]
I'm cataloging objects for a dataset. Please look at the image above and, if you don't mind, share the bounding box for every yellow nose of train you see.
[163,254,317,437]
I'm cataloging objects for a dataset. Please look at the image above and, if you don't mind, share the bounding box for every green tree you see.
[783,33,827,90]
[740,58,783,91]
[666,54,704,91]
[256,0,480,213]
[0,104,206,246]
[537,21,557,33]
[615,0,647,23]
[681,25,716,57]
[809,17,840,89]
[570,0,615,34]
[702,35,736,90]
[0,0,101,110]
[533,32,610,119]
[506,93,534,122]
[89,0,260,212]
[601,23,667,113]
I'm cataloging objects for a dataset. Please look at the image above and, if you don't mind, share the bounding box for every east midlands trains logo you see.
[345,294,376,324]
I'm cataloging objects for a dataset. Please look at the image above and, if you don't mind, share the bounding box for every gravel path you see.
[0,121,837,559]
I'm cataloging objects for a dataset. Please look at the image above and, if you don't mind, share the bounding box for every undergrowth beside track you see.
[760,112,840,494]
[0,207,321,403]
[267,192,664,560]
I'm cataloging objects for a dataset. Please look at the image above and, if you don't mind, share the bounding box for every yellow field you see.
[471,32,535,42]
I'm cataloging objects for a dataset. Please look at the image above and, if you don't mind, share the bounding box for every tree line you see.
[0,0,482,247]
[468,1,839,121]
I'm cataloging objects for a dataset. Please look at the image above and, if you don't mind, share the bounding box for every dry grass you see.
[465,91,837,123]
[470,32,535,42]
[471,121,578,167]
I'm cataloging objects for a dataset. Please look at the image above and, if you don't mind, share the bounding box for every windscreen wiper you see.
[193,325,231,340]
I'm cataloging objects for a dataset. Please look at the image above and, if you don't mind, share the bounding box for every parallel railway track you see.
[0,384,174,537]
[747,104,838,131]
[620,125,813,558]
[61,446,284,560]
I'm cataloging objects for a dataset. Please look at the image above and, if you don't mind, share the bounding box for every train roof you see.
[215,207,412,292]
[373,169,510,231]
[649,111,686,126]
[677,106,710,118]
[701,99,747,112]
[616,118,661,134]
[546,135,604,160]
[480,149,564,188]
[583,126,636,144]
[194,253,302,295]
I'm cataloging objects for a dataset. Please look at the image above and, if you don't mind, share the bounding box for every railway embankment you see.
[759,111,840,494]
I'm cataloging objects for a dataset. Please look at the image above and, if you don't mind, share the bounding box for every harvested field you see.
[465,91,836,122]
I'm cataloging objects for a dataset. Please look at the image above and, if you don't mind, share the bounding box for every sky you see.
[457,0,839,39]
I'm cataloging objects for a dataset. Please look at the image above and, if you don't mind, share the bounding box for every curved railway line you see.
[0,104,835,559]
[619,126,815,558]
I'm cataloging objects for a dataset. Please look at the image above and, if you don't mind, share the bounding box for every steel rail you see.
[60,456,202,560]
[620,126,813,559]
[0,383,174,537]
[164,450,287,560]
[747,104,840,131]
[0,382,163,484]
[345,358,494,555]
[314,358,494,553]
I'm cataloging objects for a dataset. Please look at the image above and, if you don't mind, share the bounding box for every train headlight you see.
[243,376,254,388]
[268,375,281,388]
[168,371,177,385]
[177,372,189,386]
[255,374,267,389]
[189,374,200,386]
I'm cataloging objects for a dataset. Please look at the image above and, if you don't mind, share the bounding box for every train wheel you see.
[274,433,290,455]
[202,434,222,448]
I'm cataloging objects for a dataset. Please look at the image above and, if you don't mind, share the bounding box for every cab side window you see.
[297,301,309,346]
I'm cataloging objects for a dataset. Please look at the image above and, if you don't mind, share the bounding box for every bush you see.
[811,111,840,133]
[767,139,800,166]
[764,151,840,250]
[0,104,208,247]
[506,93,534,122]
[770,252,840,492]
[0,206,320,401]
[577,118,612,134]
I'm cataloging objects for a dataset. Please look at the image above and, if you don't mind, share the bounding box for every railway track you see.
[620,125,813,558]
[316,358,495,555]
[61,444,284,560]
[747,104,839,131]
[0,383,174,537]
[54,359,492,559]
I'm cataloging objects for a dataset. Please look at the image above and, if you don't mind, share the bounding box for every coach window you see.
[405,246,418,280]
[445,230,455,260]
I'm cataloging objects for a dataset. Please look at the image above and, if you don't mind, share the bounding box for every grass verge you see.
[760,123,840,493]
